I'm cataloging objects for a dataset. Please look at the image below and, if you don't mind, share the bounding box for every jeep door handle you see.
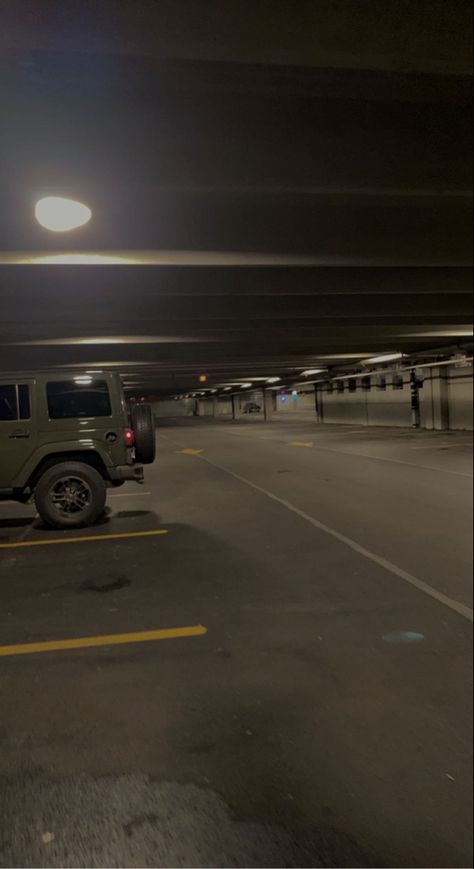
[8,430,30,439]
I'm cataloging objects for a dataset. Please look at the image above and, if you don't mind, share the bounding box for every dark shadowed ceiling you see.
[0,0,472,394]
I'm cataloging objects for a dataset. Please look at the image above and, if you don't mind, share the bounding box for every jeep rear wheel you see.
[35,462,107,529]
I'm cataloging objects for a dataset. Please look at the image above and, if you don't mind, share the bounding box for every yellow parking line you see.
[177,448,204,456]
[0,624,208,657]
[0,529,169,550]
[288,441,313,448]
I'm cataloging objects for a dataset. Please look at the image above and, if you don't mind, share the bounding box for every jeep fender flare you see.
[13,441,113,489]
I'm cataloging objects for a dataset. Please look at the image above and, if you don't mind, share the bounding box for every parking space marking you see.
[283,442,473,477]
[0,624,208,657]
[409,442,473,450]
[224,431,473,477]
[108,491,153,498]
[0,529,169,550]
[178,448,204,455]
[288,441,313,448]
[198,454,474,623]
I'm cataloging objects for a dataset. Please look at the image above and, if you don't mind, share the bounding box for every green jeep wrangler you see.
[0,371,156,529]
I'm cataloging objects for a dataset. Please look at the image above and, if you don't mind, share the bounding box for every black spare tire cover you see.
[131,403,156,464]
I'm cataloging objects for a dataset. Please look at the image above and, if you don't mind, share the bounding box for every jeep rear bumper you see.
[108,465,144,484]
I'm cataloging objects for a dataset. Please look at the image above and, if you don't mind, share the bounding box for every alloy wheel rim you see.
[49,476,92,516]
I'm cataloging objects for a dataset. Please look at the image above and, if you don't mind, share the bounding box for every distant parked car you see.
[243,402,261,413]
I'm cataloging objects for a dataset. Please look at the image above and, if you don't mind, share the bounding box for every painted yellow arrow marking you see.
[178,448,204,455]
[288,441,313,448]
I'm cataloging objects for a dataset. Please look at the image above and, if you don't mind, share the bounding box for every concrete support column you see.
[315,385,324,423]
[232,395,242,420]
[410,369,421,428]
[263,390,274,421]
[212,396,219,417]
[431,367,450,430]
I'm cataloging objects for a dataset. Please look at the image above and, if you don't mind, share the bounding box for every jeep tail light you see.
[124,428,135,447]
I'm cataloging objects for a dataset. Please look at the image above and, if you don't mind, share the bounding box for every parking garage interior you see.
[0,3,473,868]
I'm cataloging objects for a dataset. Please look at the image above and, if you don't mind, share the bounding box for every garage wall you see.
[151,398,196,418]
[321,387,369,425]
[198,400,214,416]
[318,366,473,430]
[151,367,471,430]
[321,372,412,427]
[216,398,233,415]
[275,388,315,414]
[447,365,473,430]
[419,368,448,430]
[411,365,472,431]
[367,373,412,427]
[197,397,234,416]
[152,397,233,418]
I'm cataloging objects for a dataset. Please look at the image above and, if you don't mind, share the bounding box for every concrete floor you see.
[0,419,472,868]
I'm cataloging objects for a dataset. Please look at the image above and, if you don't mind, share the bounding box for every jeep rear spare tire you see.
[35,462,107,529]
[132,403,156,464]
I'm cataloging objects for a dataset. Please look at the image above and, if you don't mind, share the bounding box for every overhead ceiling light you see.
[239,377,273,382]
[16,335,204,346]
[78,338,128,345]
[363,352,403,365]
[266,377,281,383]
[223,386,232,391]
[301,368,325,376]
[218,381,256,387]
[34,196,92,232]
[74,376,92,385]
[240,382,253,388]
[23,253,139,265]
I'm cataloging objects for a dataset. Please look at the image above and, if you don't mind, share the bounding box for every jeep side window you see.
[0,385,18,421]
[47,380,112,419]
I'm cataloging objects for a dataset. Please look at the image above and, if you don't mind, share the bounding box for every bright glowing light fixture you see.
[301,368,325,376]
[26,254,137,265]
[240,382,253,388]
[364,352,403,365]
[266,377,281,383]
[35,196,92,232]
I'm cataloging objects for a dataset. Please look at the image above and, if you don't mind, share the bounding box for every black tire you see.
[34,462,107,529]
[132,403,156,464]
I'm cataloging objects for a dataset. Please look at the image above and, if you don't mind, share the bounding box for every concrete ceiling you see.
[0,1,472,394]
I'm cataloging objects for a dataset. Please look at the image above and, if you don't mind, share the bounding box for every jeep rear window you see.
[47,380,112,419]
[0,385,17,421]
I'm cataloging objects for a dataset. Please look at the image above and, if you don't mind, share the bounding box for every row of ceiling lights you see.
[29,199,406,370]
[33,200,468,381]
[175,357,402,395]
[124,355,406,393]
[170,354,415,398]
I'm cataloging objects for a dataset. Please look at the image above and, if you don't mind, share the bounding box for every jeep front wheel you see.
[34,462,107,529]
